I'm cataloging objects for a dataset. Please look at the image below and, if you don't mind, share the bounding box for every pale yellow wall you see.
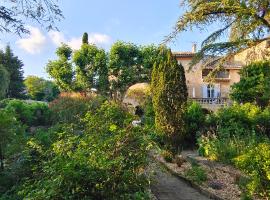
[178,58,204,98]
[177,57,241,98]
[234,40,270,65]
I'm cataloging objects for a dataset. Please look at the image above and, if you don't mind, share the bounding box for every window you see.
[216,70,229,78]
[207,85,215,98]
[202,69,211,78]
[202,69,230,79]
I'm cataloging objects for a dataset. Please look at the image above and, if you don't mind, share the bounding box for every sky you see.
[0,0,213,79]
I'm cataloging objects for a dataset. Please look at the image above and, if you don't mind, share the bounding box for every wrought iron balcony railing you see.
[191,98,229,105]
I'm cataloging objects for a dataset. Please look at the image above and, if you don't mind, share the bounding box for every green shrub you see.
[18,100,151,200]
[214,103,260,137]
[197,103,270,198]
[184,101,206,148]
[234,143,270,199]
[142,97,166,147]
[185,164,207,184]
[231,61,270,107]
[83,101,133,133]
[49,95,105,124]
[256,107,270,137]
[3,99,51,127]
[161,150,173,163]
[0,109,27,198]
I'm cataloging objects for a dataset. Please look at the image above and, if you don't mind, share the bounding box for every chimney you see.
[192,43,197,53]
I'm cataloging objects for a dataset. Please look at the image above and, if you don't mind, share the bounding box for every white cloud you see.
[66,37,81,50]
[88,33,111,45]
[48,31,112,50]
[48,31,66,46]
[16,26,46,54]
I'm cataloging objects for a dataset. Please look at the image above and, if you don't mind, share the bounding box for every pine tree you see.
[151,47,188,152]
[0,46,25,98]
[82,32,89,44]
[0,65,9,99]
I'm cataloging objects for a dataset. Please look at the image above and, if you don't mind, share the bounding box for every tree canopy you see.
[109,41,142,98]
[46,44,74,91]
[0,45,25,98]
[0,0,63,35]
[231,61,270,107]
[168,0,270,66]
[24,76,59,101]
[0,65,9,99]
[73,44,109,93]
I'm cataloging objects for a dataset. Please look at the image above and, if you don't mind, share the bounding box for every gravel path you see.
[151,166,211,200]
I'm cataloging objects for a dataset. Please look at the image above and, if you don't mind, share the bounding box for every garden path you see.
[151,165,211,200]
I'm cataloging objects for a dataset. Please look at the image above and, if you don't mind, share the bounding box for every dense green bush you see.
[231,61,270,107]
[0,109,27,198]
[197,103,270,162]
[214,103,260,137]
[234,143,270,199]
[49,94,106,124]
[183,101,206,148]
[255,107,270,137]
[1,99,51,127]
[16,101,151,200]
[142,97,167,147]
[24,76,60,102]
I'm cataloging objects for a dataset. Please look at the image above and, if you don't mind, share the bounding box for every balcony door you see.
[202,84,220,98]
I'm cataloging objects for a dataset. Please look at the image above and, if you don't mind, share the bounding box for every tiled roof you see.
[173,52,195,57]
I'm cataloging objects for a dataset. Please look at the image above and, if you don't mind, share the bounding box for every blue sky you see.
[0,0,212,78]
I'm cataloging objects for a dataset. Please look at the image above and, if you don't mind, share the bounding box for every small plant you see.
[161,150,173,163]
[175,155,186,167]
[185,164,207,184]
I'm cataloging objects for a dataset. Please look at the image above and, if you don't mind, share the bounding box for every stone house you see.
[173,45,242,108]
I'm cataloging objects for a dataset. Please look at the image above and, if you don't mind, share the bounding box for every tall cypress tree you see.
[151,46,187,152]
[82,32,89,44]
[0,46,25,98]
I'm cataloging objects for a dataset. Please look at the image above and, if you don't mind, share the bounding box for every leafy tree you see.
[0,65,9,99]
[0,0,63,35]
[231,61,270,107]
[140,44,159,82]
[168,0,270,66]
[0,110,18,171]
[0,45,25,98]
[151,46,188,151]
[24,76,59,101]
[109,41,142,99]
[73,43,109,93]
[82,32,89,44]
[46,44,74,91]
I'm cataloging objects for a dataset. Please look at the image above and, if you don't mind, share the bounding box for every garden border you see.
[152,155,224,200]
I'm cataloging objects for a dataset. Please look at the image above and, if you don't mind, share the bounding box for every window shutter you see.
[202,85,208,98]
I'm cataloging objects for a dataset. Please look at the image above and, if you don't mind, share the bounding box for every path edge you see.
[153,156,225,200]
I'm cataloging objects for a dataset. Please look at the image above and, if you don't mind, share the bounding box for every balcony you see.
[191,98,230,111]
[192,97,229,105]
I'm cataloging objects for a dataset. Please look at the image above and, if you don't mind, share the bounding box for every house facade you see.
[173,45,242,107]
